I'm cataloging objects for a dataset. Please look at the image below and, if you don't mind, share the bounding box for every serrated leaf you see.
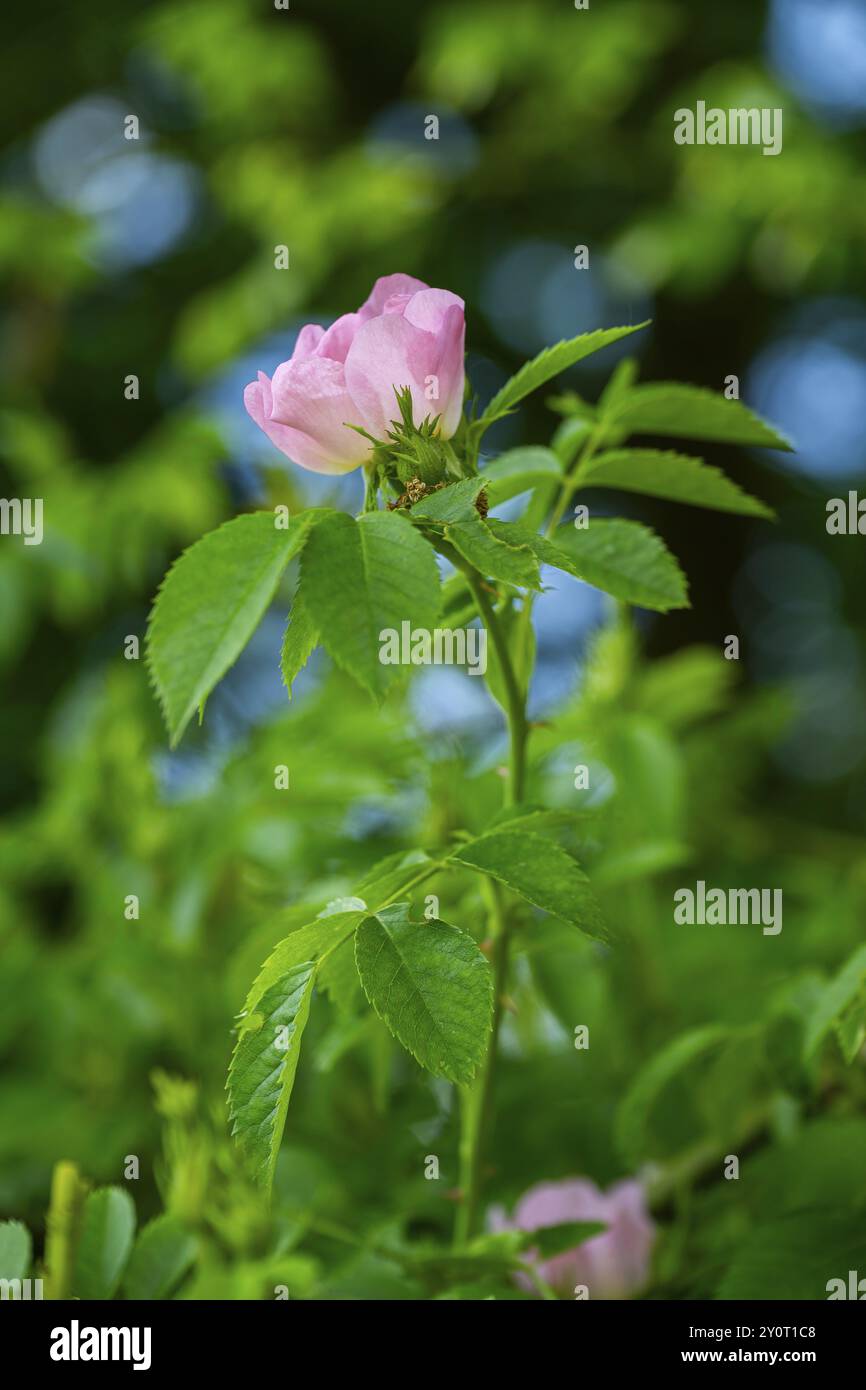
[582,448,774,518]
[482,447,563,508]
[72,1187,136,1300]
[228,961,317,1193]
[616,1027,729,1166]
[0,1220,32,1281]
[603,382,793,451]
[482,323,650,424]
[496,519,689,612]
[409,477,488,523]
[354,904,493,1084]
[300,509,441,700]
[551,521,690,612]
[122,1215,197,1300]
[450,828,606,941]
[354,848,440,908]
[447,514,541,589]
[147,511,314,745]
[488,804,591,841]
[227,911,364,1189]
[280,585,318,698]
[240,910,365,1017]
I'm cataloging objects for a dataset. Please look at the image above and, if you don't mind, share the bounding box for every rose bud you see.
[244,273,465,474]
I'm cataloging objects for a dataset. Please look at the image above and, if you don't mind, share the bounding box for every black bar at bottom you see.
[0,1297,862,1375]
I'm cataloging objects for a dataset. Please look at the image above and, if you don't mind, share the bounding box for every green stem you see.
[545,421,605,538]
[520,1263,559,1300]
[457,426,616,1247]
[454,878,510,1244]
[361,463,381,513]
[44,1160,86,1300]
[445,545,530,1244]
[449,428,607,1243]
[448,421,605,1240]
[460,565,527,805]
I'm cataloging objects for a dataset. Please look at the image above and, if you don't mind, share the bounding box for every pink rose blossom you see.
[244,273,465,474]
[491,1177,655,1299]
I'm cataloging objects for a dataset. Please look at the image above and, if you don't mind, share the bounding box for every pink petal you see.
[315,312,363,363]
[344,312,438,439]
[514,1179,607,1230]
[244,375,318,469]
[404,288,465,335]
[245,365,369,475]
[381,293,413,316]
[291,323,325,361]
[270,356,371,472]
[428,301,466,437]
[344,308,464,440]
[244,370,271,427]
[357,273,430,321]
